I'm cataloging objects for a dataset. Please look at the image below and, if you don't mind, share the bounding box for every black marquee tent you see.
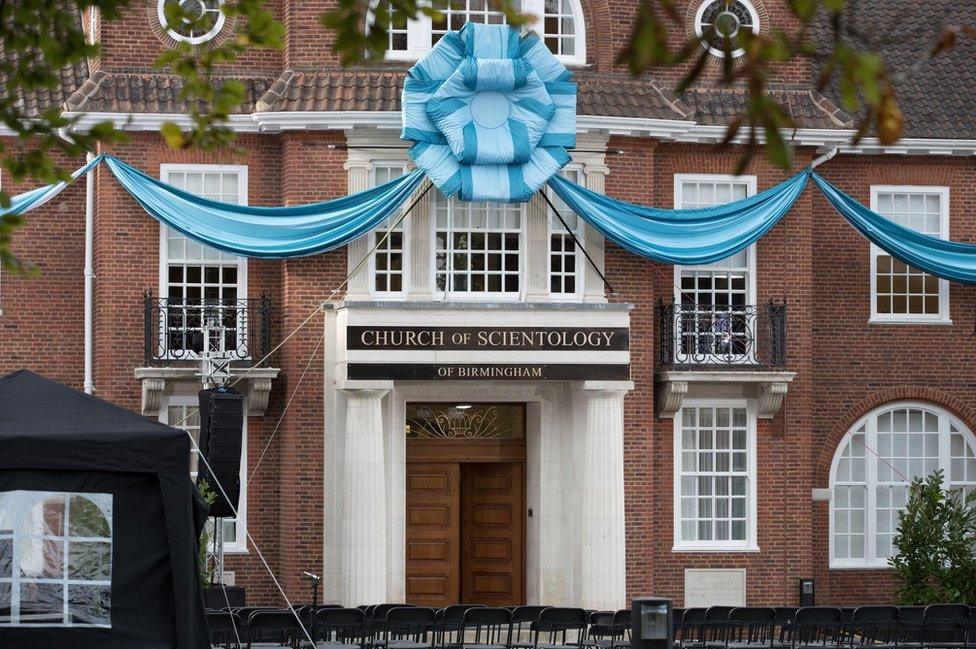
[0,370,209,648]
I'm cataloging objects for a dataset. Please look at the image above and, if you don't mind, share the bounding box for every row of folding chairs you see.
[673,604,976,649]
[208,604,632,649]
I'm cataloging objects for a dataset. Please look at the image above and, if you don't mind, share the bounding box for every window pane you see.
[677,406,751,547]
[874,190,944,316]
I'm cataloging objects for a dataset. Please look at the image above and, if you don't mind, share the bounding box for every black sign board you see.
[347,362,630,381]
[347,325,629,351]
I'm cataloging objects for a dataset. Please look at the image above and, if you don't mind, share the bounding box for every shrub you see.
[889,469,976,604]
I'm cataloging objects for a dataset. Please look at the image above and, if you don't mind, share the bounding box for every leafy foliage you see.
[889,469,976,605]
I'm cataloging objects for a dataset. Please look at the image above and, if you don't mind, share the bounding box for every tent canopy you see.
[0,370,209,649]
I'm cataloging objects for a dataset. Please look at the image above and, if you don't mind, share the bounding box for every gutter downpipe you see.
[58,126,95,394]
[83,150,95,394]
[811,146,839,168]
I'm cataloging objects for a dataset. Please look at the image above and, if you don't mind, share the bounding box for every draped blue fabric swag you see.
[812,173,976,284]
[547,168,812,265]
[103,156,425,258]
[6,156,976,286]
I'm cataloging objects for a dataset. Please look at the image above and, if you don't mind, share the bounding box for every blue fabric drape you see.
[547,168,812,265]
[0,155,104,218]
[812,172,976,284]
[103,156,425,258]
[7,156,976,284]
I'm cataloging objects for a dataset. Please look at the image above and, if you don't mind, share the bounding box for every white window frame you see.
[373,0,587,66]
[368,162,412,299]
[157,0,227,45]
[869,185,950,324]
[430,195,526,302]
[672,174,758,362]
[547,163,585,302]
[159,394,248,554]
[672,398,759,553]
[158,164,249,359]
[829,400,976,569]
[693,0,760,59]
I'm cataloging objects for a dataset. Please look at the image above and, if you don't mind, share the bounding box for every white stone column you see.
[338,387,390,605]
[582,163,610,303]
[345,159,373,299]
[577,381,632,610]
[525,194,550,301]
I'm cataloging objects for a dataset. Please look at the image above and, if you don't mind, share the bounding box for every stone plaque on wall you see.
[684,569,746,607]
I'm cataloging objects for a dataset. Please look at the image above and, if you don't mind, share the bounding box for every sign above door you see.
[333,303,631,382]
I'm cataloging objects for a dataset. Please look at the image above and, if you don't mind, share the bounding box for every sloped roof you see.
[812,0,976,138]
[65,70,274,113]
[680,86,852,129]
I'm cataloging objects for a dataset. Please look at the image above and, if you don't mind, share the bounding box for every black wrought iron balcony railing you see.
[658,302,787,369]
[143,292,272,363]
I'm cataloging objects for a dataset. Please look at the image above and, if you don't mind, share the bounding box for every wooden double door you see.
[405,455,524,607]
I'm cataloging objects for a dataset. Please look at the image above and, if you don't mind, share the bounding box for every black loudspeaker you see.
[197,388,245,518]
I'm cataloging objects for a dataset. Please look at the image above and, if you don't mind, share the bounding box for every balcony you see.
[143,292,272,364]
[136,292,278,418]
[658,302,787,369]
[655,302,794,419]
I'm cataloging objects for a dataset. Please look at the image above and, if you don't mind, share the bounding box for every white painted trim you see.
[868,185,950,324]
[55,111,976,156]
[827,400,976,569]
[159,393,249,554]
[547,163,586,302]
[672,398,759,553]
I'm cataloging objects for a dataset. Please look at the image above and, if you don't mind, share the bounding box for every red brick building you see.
[2,0,976,611]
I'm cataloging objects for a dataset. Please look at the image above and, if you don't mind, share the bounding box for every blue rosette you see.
[401,23,577,203]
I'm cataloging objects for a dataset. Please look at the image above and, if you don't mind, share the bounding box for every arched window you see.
[374,0,586,65]
[829,402,976,568]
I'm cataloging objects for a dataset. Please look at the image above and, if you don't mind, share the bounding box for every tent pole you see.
[539,187,617,296]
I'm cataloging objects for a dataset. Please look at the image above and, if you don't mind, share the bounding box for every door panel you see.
[405,462,459,607]
[460,462,524,606]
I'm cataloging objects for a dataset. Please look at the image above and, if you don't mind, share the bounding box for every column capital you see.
[579,380,634,399]
[343,159,373,172]
[340,382,392,400]
[583,163,611,177]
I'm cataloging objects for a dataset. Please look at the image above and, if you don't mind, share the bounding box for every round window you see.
[157,0,226,45]
[694,0,760,59]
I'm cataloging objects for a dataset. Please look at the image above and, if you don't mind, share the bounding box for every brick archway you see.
[815,385,976,483]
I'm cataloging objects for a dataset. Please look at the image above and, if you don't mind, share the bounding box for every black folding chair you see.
[382,606,437,649]
[848,606,899,649]
[440,604,486,649]
[922,604,969,649]
[247,610,302,649]
[533,607,589,649]
[678,608,708,649]
[463,606,514,649]
[208,610,244,649]
[513,606,550,649]
[316,607,370,649]
[785,607,844,649]
[774,609,798,648]
[588,610,631,649]
[897,607,925,646]
[723,607,777,649]
[372,604,418,641]
[702,607,734,648]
